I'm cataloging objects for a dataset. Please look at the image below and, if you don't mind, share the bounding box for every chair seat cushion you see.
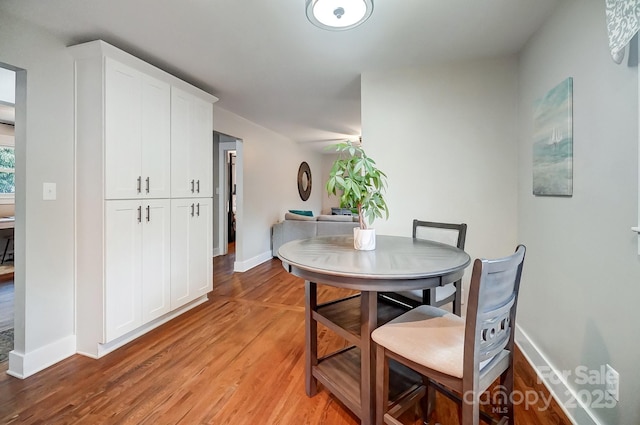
[372,305,465,378]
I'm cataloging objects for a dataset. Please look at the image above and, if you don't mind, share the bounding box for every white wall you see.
[0,12,76,376]
[517,1,639,424]
[213,106,325,270]
[361,57,520,286]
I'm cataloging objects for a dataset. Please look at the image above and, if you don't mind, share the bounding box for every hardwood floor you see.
[0,252,571,424]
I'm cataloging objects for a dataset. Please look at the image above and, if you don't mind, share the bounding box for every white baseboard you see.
[213,247,222,257]
[234,250,272,272]
[7,334,77,379]
[516,325,605,425]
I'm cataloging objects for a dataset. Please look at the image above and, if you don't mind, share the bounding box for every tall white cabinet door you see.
[105,200,143,342]
[141,199,171,322]
[190,98,213,198]
[171,87,213,198]
[105,59,142,200]
[170,199,191,308]
[189,199,213,298]
[170,198,213,309]
[141,76,171,198]
[170,88,193,198]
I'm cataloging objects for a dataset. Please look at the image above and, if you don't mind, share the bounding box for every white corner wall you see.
[361,57,519,270]
[0,12,76,376]
[517,1,640,424]
[213,106,325,271]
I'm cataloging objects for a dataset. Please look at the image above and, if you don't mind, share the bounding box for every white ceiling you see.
[0,0,559,144]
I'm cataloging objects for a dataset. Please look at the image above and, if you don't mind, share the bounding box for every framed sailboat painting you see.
[532,77,573,196]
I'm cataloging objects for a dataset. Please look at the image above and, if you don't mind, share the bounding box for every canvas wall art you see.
[532,77,573,196]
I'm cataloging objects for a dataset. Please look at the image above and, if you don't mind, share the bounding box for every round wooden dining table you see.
[278,234,471,425]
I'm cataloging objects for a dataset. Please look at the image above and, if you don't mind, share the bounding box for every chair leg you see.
[460,389,481,425]
[500,365,515,425]
[453,280,462,316]
[422,288,434,306]
[1,237,10,264]
[420,377,436,425]
[376,344,389,425]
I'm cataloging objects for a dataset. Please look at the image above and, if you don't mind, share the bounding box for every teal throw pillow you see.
[288,209,313,217]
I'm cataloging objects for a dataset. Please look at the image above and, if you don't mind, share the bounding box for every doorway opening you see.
[214,132,243,267]
[227,150,236,248]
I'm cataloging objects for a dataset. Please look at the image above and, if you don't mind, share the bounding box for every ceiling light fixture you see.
[306,0,373,31]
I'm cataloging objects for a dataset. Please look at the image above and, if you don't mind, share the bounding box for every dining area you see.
[277,219,526,425]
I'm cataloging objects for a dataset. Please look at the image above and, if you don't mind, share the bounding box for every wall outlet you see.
[605,364,619,401]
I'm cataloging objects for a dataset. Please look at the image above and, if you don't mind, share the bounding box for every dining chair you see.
[372,245,526,425]
[380,219,467,316]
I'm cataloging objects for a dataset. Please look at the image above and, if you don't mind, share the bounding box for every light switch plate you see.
[43,182,56,200]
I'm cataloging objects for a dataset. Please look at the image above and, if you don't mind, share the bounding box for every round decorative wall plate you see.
[297,162,312,201]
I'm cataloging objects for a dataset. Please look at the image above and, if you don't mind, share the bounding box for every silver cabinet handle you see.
[146,205,150,222]
[190,203,195,217]
[137,176,142,194]
[137,205,142,223]
[190,180,195,193]
[196,180,200,193]
[196,203,200,216]
[145,177,150,194]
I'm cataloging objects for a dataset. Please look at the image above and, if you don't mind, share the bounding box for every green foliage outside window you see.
[0,147,15,194]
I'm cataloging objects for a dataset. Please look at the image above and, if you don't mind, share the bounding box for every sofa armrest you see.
[271,220,318,257]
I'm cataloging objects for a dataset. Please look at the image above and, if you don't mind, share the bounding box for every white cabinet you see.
[171,198,213,309]
[141,200,172,323]
[105,58,171,200]
[171,87,213,198]
[72,40,218,358]
[104,201,142,341]
[105,199,170,342]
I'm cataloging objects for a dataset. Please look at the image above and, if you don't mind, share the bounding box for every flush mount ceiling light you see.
[306,0,374,31]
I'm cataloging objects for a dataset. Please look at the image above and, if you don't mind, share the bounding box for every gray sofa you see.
[271,213,359,257]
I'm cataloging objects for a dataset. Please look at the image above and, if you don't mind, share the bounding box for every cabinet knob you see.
[190,203,195,217]
[146,205,150,222]
[145,177,150,194]
[137,176,142,194]
[196,203,200,217]
[137,206,142,223]
[191,179,195,193]
[196,180,200,193]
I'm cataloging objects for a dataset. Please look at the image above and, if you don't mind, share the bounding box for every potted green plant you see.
[326,140,389,250]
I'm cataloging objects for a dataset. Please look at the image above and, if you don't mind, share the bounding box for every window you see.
[0,146,14,197]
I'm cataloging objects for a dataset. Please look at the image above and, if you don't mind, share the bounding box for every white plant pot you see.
[353,227,376,251]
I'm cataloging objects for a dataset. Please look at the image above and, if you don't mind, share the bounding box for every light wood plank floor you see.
[0,250,571,424]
